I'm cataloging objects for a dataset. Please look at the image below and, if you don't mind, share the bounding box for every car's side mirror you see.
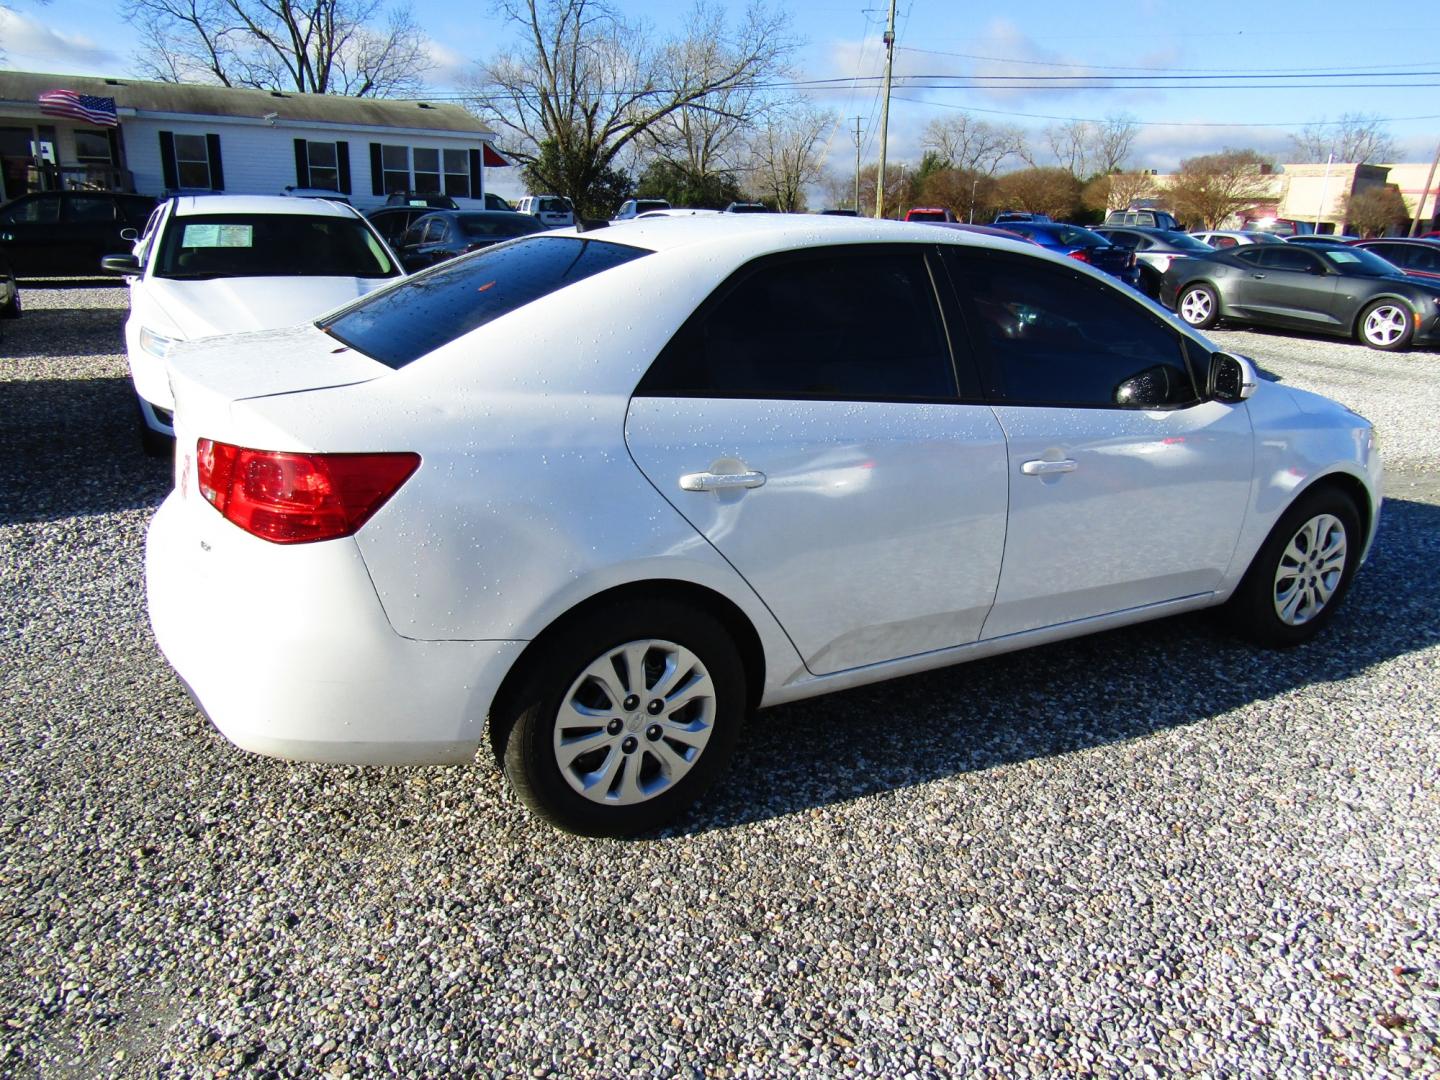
[1114,365,1175,407]
[100,253,141,275]
[1210,351,1257,403]
[119,227,139,241]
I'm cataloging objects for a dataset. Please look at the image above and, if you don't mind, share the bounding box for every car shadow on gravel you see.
[1,309,127,360]
[679,495,1440,835]
[1215,322,1440,356]
[0,377,171,524]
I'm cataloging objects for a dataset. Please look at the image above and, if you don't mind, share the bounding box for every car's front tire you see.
[496,599,747,837]
[1224,485,1362,648]
[1177,283,1221,329]
[1357,300,1414,351]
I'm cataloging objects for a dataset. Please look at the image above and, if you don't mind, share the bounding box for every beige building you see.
[1140,160,1436,234]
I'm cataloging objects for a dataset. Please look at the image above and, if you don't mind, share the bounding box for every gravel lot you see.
[2,286,1438,1078]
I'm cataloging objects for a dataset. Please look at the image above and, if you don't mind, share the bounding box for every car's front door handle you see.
[679,470,767,492]
[1020,459,1077,476]
[1251,273,1266,279]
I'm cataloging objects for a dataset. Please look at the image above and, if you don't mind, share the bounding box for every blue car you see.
[989,221,1141,289]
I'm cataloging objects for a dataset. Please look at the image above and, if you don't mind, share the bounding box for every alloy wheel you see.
[1180,287,1213,325]
[1272,513,1348,627]
[553,639,716,805]
[1363,304,1408,347]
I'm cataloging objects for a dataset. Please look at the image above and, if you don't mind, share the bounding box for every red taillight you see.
[196,439,420,544]
[1067,249,1091,264]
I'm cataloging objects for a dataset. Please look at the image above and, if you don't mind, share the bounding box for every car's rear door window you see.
[321,236,649,370]
[636,247,960,401]
[944,249,1198,409]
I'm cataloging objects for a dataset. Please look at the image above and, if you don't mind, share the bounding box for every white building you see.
[0,70,510,208]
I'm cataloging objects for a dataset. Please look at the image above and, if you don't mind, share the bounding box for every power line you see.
[890,95,1440,129]
[897,46,1440,76]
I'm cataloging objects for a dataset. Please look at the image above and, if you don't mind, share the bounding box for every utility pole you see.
[852,116,863,214]
[874,0,898,219]
[1408,138,1440,236]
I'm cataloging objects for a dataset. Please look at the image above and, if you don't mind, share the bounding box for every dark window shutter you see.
[468,147,482,200]
[293,138,310,187]
[336,141,351,194]
[158,131,178,190]
[369,143,384,196]
[205,133,224,190]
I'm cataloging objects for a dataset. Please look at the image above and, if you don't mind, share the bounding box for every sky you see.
[4,0,1439,198]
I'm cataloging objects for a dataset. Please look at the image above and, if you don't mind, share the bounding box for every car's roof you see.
[171,194,358,217]
[578,212,1042,254]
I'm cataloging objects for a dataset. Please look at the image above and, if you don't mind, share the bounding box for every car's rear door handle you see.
[1020,459,1077,476]
[1251,272,1266,279]
[679,470,767,492]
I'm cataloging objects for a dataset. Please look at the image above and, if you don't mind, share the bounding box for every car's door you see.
[941,248,1254,639]
[63,193,128,273]
[1240,245,1340,328]
[625,245,1010,676]
[0,193,63,275]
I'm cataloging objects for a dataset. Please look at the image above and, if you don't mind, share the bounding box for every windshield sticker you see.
[1324,251,1361,264]
[182,224,254,248]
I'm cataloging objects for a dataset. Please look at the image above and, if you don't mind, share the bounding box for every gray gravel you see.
[2,287,1438,1078]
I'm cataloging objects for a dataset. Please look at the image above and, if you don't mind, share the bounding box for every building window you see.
[307,141,339,190]
[444,149,470,198]
[413,147,441,193]
[381,144,410,194]
[73,130,112,164]
[175,133,212,189]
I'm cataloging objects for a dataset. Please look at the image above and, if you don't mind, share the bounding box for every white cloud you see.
[0,8,122,73]
[422,38,475,94]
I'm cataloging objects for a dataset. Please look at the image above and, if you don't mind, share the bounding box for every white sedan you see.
[105,194,403,453]
[146,215,1382,836]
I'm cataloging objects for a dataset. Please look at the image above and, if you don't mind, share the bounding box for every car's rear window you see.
[457,214,542,239]
[155,213,396,279]
[319,236,650,370]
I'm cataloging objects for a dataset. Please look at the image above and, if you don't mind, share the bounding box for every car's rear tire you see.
[1356,300,1414,351]
[0,291,20,319]
[1223,485,1362,648]
[1177,283,1221,329]
[495,598,747,837]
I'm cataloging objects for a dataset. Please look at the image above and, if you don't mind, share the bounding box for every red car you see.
[905,207,957,223]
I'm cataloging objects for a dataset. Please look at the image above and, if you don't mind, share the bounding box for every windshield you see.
[1155,231,1213,252]
[154,213,397,280]
[1321,247,1404,276]
[634,200,669,213]
[1044,225,1110,247]
[457,214,544,240]
[320,236,649,370]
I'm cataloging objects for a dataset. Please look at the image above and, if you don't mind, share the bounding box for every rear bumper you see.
[146,492,526,765]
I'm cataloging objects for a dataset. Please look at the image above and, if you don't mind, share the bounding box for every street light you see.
[969,178,978,224]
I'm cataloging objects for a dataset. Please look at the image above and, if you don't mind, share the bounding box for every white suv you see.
[103,194,403,454]
[516,195,575,228]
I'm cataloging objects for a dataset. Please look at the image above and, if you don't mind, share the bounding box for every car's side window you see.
[1410,246,1440,272]
[1213,236,1238,249]
[944,250,1199,409]
[1233,248,1265,267]
[1258,246,1321,273]
[400,224,425,248]
[636,248,960,401]
[1105,231,1138,250]
[67,196,118,223]
[1,194,60,225]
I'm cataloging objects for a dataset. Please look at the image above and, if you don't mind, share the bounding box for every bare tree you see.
[1044,113,1138,178]
[994,167,1082,219]
[1082,169,1156,213]
[1166,149,1275,229]
[1290,113,1399,164]
[921,113,1026,177]
[743,105,833,212]
[642,2,780,179]
[126,0,430,97]
[473,0,793,217]
[1343,184,1409,236]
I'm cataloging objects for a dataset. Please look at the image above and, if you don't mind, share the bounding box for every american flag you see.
[37,90,119,128]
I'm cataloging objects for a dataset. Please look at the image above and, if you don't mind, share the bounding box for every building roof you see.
[0,70,493,137]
